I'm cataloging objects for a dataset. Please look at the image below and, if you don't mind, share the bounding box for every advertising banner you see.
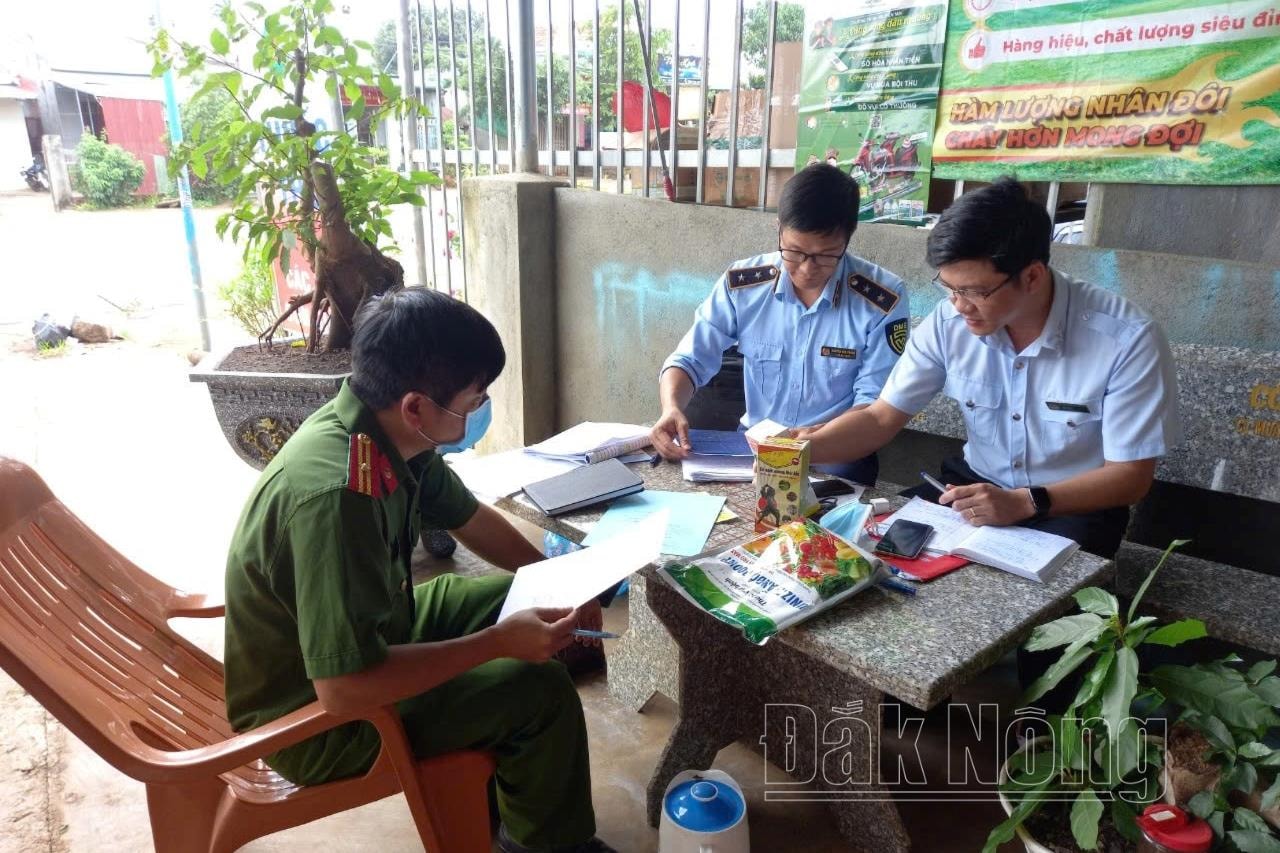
[796,1,950,221]
[932,0,1280,183]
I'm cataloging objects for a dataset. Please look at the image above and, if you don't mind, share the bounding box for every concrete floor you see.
[0,190,1022,852]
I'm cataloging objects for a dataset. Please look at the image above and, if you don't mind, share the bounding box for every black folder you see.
[522,458,644,516]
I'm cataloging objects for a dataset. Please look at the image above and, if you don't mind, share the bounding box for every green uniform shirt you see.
[223,380,478,779]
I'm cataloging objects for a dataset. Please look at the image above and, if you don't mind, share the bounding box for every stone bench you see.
[904,342,1280,654]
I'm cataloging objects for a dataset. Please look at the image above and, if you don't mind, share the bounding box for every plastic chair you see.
[0,457,494,853]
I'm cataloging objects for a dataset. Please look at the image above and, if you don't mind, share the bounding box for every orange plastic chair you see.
[0,457,495,853]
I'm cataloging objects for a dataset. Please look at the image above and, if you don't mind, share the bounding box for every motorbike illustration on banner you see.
[796,1,949,222]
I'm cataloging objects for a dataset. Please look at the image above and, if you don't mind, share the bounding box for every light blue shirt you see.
[663,250,910,428]
[880,268,1182,489]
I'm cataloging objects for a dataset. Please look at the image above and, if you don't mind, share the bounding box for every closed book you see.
[523,458,645,516]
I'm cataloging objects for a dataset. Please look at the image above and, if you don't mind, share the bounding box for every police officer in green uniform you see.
[223,287,613,853]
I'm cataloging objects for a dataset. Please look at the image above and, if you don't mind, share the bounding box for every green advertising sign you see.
[932,0,1280,183]
[796,1,950,221]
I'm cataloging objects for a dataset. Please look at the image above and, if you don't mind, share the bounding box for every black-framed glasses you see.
[932,271,1015,303]
[426,392,490,419]
[778,244,845,269]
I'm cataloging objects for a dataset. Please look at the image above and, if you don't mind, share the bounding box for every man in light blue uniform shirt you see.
[799,178,1180,557]
[651,164,910,485]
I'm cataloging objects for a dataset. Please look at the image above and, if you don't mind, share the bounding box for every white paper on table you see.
[496,510,668,623]
[524,422,651,462]
[446,448,581,500]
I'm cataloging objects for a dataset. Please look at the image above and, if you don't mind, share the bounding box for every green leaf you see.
[1225,761,1259,795]
[1189,790,1217,819]
[1228,830,1280,853]
[1149,665,1280,731]
[315,25,344,47]
[1101,646,1139,741]
[1209,810,1225,838]
[1025,613,1107,652]
[1069,789,1104,851]
[1247,661,1278,683]
[982,778,1051,853]
[1262,773,1280,810]
[1235,808,1272,834]
[1256,677,1280,707]
[1200,714,1237,755]
[191,154,207,180]
[1111,798,1141,843]
[1240,742,1273,760]
[262,105,303,121]
[1072,646,1114,714]
[1127,539,1189,623]
[1023,634,1098,705]
[1074,588,1118,617]
[1102,718,1144,782]
[1144,618,1208,648]
[210,29,229,55]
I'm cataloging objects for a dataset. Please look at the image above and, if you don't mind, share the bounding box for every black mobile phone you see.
[875,519,934,560]
[812,479,858,499]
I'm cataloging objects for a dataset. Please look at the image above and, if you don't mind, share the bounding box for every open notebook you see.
[881,497,1079,582]
[525,422,651,465]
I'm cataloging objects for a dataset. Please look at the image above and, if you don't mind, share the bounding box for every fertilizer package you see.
[659,519,886,644]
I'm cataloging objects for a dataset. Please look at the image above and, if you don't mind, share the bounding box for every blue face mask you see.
[419,396,493,455]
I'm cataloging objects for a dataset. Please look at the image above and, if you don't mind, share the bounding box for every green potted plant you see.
[1150,654,1280,849]
[149,0,437,468]
[987,540,1210,852]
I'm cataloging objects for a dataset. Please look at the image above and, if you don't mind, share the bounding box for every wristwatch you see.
[1028,486,1052,521]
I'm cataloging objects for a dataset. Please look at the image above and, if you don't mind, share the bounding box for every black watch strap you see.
[1028,486,1051,521]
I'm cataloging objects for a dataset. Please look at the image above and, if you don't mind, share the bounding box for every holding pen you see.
[920,471,948,495]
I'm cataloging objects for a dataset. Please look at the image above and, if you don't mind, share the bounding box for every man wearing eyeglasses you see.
[651,163,910,485]
[797,178,1180,557]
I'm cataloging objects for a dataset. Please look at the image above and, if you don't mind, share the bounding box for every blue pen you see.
[878,576,918,597]
[572,628,621,639]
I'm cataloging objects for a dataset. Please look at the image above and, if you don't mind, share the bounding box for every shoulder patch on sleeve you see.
[728,264,781,290]
[849,273,900,314]
[886,317,908,355]
[346,434,399,498]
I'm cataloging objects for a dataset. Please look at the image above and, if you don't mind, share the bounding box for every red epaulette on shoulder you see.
[347,433,399,498]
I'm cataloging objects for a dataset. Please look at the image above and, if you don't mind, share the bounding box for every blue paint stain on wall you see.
[591,262,713,338]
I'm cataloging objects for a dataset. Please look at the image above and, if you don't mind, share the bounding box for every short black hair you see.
[777,163,860,240]
[349,287,505,410]
[926,177,1051,276]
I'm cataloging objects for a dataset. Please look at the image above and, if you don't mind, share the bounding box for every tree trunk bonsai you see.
[149,0,438,352]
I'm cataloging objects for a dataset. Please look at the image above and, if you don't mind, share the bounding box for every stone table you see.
[499,462,1112,852]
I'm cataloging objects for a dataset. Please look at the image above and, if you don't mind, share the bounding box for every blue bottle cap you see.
[664,778,745,833]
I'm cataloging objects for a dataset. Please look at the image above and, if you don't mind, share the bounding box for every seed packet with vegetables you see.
[659,519,885,644]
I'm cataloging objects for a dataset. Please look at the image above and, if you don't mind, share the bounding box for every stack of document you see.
[447,449,580,501]
[681,454,755,483]
[525,422,652,464]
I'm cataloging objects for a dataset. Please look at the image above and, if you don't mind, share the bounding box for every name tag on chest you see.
[1045,401,1091,413]
[821,346,857,360]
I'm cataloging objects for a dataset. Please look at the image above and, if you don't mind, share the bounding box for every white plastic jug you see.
[658,769,750,853]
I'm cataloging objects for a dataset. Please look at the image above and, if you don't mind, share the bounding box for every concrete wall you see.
[1086,183,1280,267]
[0,101,32,192]
[554,187,1280,429]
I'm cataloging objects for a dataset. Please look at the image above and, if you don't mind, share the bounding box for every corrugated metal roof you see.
[0,83,37,100]
[50,70,163,102]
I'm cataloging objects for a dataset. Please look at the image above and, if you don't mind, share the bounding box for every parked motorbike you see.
[20,156,49,192]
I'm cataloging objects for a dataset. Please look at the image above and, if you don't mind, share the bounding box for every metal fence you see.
[400,0,1083,296]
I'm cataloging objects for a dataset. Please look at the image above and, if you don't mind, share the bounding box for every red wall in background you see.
[98,97,166,196]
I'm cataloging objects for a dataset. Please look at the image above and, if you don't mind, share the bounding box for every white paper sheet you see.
[497,510,668,622]
[525,422,651,463]
[446,449,582,500]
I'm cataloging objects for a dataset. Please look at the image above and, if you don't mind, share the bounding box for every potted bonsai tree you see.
[149,0,437,468]
[987,540,1212,852]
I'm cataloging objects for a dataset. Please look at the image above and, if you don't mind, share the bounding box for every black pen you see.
[649,452,662,467]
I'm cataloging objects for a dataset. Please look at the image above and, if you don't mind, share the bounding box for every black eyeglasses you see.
[426,392,490,419]
[778,244,845,270]
[932,271,1015,303]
